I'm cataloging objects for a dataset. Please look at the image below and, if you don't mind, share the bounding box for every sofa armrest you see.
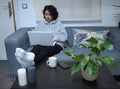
[4,28,32,76]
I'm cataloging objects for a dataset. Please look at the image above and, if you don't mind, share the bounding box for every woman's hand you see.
[52,36,57,41]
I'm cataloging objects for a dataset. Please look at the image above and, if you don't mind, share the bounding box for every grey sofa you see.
[4,26,120,78]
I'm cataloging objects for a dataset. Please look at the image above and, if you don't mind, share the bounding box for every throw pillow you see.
[73,29,88,47]
[73,28,110,48]
[87,30,110,40]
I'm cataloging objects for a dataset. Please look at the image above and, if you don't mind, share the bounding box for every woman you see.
[15,5,67,68]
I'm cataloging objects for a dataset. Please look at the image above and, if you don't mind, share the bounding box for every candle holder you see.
[17,68,27,86]
[26,65,36,84]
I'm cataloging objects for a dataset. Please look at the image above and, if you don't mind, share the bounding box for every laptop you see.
[27,31,54,46]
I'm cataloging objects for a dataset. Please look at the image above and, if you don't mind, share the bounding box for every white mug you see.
[46,56,57,68]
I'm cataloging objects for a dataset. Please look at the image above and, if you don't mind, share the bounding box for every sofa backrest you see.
[65,27,74,47]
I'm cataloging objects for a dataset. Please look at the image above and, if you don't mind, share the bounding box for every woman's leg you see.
[34,44,63,65]
[15,44,62,67]
[31,45,45,56]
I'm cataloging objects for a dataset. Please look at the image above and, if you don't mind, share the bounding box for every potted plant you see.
[64,37,116,81]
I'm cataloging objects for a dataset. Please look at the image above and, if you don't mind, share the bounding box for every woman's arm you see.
[53,21,68,42]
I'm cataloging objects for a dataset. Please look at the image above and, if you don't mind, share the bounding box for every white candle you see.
[17,68,27,86]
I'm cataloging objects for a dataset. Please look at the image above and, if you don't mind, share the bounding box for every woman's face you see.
[44,10,53,23]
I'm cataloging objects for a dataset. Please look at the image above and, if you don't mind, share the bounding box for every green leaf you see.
[86,37,98,45]
[85,63,94,75]
[95,60,102,66]
[91,47,101,55]
[79,44,88,48]
[103,42,113,50]
[102,56,116,67]
[99,41,113,50]
[97,41,105,52]
[71,57,89,76]
[74,54,84,62]
[71,62,81,76]
[80,57,89,68]
[85,62,99,76]
[64,50,74,56]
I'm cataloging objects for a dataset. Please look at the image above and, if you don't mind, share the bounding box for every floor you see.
[0,60,13,89]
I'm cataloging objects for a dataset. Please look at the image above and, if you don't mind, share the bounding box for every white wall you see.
[0,0,14,60]
[14,0,36,30]
[33,0,120,27]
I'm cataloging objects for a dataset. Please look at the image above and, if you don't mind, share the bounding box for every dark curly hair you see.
[43,5,58,20]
